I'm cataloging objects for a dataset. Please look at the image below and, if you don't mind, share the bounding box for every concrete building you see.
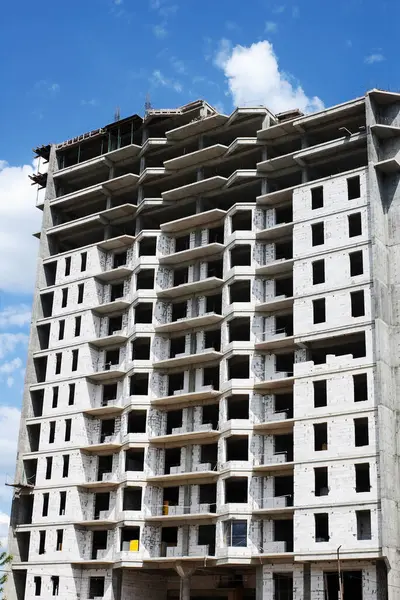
[6,90,400,600]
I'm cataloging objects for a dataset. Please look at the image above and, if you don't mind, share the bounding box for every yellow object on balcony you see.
[163,501,169,515]
[129,539,139,552]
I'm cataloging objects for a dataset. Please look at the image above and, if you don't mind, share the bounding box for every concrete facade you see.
[6,91,400,600]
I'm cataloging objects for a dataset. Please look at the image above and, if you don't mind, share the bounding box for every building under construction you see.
[6,90,400,600]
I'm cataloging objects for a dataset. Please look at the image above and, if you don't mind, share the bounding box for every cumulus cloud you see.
[0,335,28,360]
[214,39,324,114]
[0,160,42,293]
[0,305,31,328]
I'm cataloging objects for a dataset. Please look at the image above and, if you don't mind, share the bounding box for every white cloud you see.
[0,305,31,328]
[0,160,42,293]
[151,70,182,92]
[0,511,10,548]
[0,336,28,360]
[365,53,385,64]
[6,377,14,389]
[265,21,278,32]
[0,407,21,545]
[170,57,186,74]
[0,357,23,374]
[214,39,324,114]
[152,23,168,38]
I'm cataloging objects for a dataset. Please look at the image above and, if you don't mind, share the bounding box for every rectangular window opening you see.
[351,290,365,317]
[58,320,65,341]
[314,467,329,496]
[353,373,368,402]
[311,222,324,246]
[348,213,362,237]
[315,513,329,542]
[356,510,371,540]
[71,349,79,372]
[77,283,84,304]
[355,463,371,493]
[313,380,327,408]
[311,186,324,210]
[80,252,87,272]
[314,422,328,451]
[74,316,81,337]
[354,417,369,447]
[313,298,326,324]
[312,259,325,285]
[347,175,361,200]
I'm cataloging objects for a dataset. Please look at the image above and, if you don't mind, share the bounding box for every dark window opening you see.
[64,419,71,442]
[111,282,124,301]
[347,175,361,200]
[102,383,117,405]
[17,495,34,525]
[231,211,252,232]
[355,463,371,493]
[273,573,293,600]
[113,251,127,268]
[353,373,368,402]
[136,269,155,290]
[34,356,47,383]
[55,353,62,375]
[166,409,183,435]
[207,258,223,279]
[27,423,40,452]
[199,484,217,512]
[37,323,50,351]
[274,475,294,506]
[59,491,66,516]
[121,526,140,551]
[44,261,57,286]
[100,419,115,443]
[172,301,186,321]
[42,493,49,517]
[350,250,363,276]
[356,510,371,540]
[276,352,294,375]
[313,298,326,324]
[354,417,369,447]
[41,292,54,318]
[312,222,324,246]
[348,213,362,237]
[108,315,122,335]
[62,455,69,478]
[200,443,218,469]
[89,577,105,600]
[38,530,46,554]
[198,524,216,556]
[61,288,68,308]
[227,395,249,420]
[127,410,147,434]
[229,317,250,342]
[275,240,292,260]
[314,423,328,451]
[351,290,365,317]
[311,186,324,209]
[58,320,65,341]
[56,529,63,551]
[315,513,329,542]
[225,520,247,547]
[230,245,251,267]
[170,335,185,358]
[274,519,293,552]
[71,349,78,371]
[174,266,188,286]
[45,456,53,480]
[130,373,149,396]
[164,447,181,474]
[34,577,41,596]
[309,332,366,365]
[228,355,249,379]
[51,575,59,596]
[275,277,293,298]
[275,393,294,419]
[206,293,222,314]
[312,260,325,284]
[161,527,178,554]
[80,252,87,272]
[313,380,327,408]
[203,365,220,389]
[204,328,221,351]
[168,371,184,396]
[209,225,224,243]
[68,383,75,406]
[229,280,251,303]
[91,530,107,559]
[31,389,44,417]
[226,436,248,462]
[123,487,142,511]
[275,205,293,224]
[97,455,112,480]
[135,303,153,324]
[163,486,179,511]
[275,313,293,337]
[125,448,145,471]
[24,459,37,486]
[274,433,293,462]
[315,467,329,496]
[324,571,362,600]
[175,234,190,252]
[48,422,55,444]
[132,337,151,360]
[74,316,81,337]
[77,283,84,304]
[51,386,59,409]
[94,492,110,519]
[225,477,248,503]
[202,404,219,429]
[139,237,157,256]
[64,256,71,276]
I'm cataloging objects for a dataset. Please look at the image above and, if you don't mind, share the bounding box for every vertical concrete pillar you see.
[180,575,191,600]
[256,565,264,600]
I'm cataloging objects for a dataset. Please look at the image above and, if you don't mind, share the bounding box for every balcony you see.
[90,328,128,347]
[76,509,118,528]
[162,176,227,202]
[254,396,294,434]
[150,423,219,445]
[161,208,226,234]
[159,242,224,266]
[155,312,223,334]
[164,144,228,171]
[146,503,216,523]
[256,222,294,242]
[147,464,219,485]
[83,397,124,417]
[253,453,294,473]
[254,373,294,392]
[153,348,222,370]
[253,496,294,516]
[151,387,220,408]
[256,258,294,277]
[166,113,228,141]
[82,433,122,453]
[225,169,258,188]
[256,295,294,313]
[157,276,224,299]
[79,472,120,490]
[370,123,400,140]
[51,173,139,207]
[54,144,141,181]
[255,330,295,352]
[94,263,133,283]
[97,234,135,251]
[87,360,126,382]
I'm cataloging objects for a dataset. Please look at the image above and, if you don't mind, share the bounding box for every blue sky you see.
[0,0,396,540]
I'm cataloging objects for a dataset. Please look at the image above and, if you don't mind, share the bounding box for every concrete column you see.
[255,565,264,600]
[180,575,191,600]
